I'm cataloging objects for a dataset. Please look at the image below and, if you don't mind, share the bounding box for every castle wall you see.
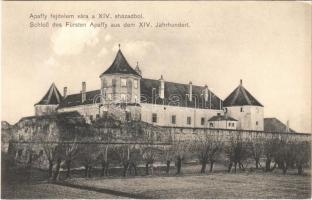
[141,103,223,128]
[35,105,58,116]
[225,106,264,131]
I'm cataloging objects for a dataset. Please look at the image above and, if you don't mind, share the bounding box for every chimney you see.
[204,85,209,102]
[135,62,142,76]
[159,75,165,99]
[219,98,222,110]
[189,81,192,101]
[81,82,86,103]
[63,87,67,98]
[286,120,290,132]
[240,79,243,86]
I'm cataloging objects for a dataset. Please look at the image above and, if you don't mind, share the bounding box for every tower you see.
[223,80,264,131]
[99,46,142,120]
[99,47,141,103]
[34,83,63,116]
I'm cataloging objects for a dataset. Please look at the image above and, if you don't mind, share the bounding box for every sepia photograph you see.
[1,1,311,199]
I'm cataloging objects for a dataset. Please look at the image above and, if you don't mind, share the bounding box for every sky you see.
[2,1,311,133]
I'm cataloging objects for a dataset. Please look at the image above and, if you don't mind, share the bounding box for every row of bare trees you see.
[11,113,310,181]
[36,132,311,181]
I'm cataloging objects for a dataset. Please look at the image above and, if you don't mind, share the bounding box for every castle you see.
[34,47,264,131]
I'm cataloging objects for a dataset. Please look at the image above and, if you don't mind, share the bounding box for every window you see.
[187,116,192,125]
[121,94,126,101]
[201,117,205,125]
[152,113,157,123]
[90,115,93,121]
[256,121,258,125]
[107,94,112,100]
[134,95,138,103]
[172,115,176,124]
[134,79,138,89]
[240,107,243,112]
[209,123,214,128]
[121,78,127,87]
[228,122,231,127]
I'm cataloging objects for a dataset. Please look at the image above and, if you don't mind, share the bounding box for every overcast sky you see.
[2,1,311,133]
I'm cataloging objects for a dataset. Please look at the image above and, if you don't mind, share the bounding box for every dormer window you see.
[121,78,127,87]
[240,107,243,112]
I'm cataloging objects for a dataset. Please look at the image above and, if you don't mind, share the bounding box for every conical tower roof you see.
[35,83,62,105]
[223,80,263,107]
[100,48,141,77]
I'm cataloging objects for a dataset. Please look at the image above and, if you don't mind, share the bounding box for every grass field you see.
[1,182,124,199]
[2,155,311,199]
[65,171,311,199]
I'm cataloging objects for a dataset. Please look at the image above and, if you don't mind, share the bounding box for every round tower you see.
[34,83,63,116]
[223,80,264,131]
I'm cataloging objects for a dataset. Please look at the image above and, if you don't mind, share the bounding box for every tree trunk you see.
[66,160,71,178]
[282,165,287,175]
[228,162,232,173]
[265,158,271,172]
[132,163,137,176]
[84,165,88,177]
[101,162,105,177]
[176,157,182,174]
[297,165,303,175]
[166,160,171,174]
[105,162,109,176]
[123,162,129,177]
[151,163,154,175]
[145,163,149,175]
[210,161,214,172]
[53,159,61,181]
[88,166,92,178]
[48,161,53,178]
[255,158,259,169]
[200,162,207,173]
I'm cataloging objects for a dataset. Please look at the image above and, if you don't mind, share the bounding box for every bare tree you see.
[78,143,100,178]
[141,145,161,175]
[273,136,295,175]
[172,139,190,174]
[160,145,175,175]
[63,138,79,178]
[97,144,111,177]
[39,133,59,178]
[225,133,251,173]
[191,132,224,173]
[294,141,311,175]
[112,144,131,177]
[247,136,264,169]
[263,135,280,172]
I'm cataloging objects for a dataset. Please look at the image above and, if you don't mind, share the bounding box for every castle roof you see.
[223,80,263,107]
[208,115,237,121]
[35,83,63,105]
[140,78,223,109]
[58,90,101,108]
[100,49,141,77]
[264,118,296,133]
[57,78,223,110]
